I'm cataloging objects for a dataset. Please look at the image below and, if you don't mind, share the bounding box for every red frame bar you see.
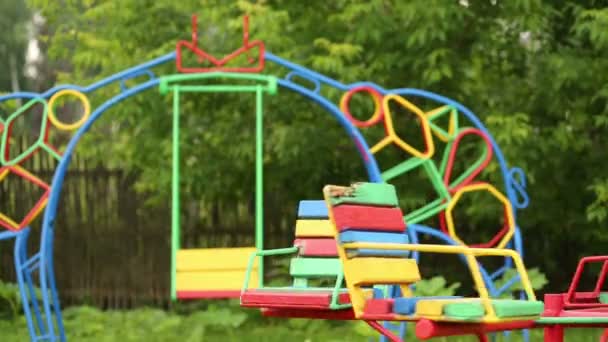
[565,256,608,308]
[443,128,494,193]
[176,14,265,73]
[366,320,403,342]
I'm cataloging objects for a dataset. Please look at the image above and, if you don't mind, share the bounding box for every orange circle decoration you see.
[339,86,384,127]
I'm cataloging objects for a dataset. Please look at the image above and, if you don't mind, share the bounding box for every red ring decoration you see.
[339,86,384,128]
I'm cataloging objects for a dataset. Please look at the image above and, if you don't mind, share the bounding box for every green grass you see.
[0,304,605,341]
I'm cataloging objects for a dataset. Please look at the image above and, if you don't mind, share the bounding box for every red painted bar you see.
[366,320,403,342]
[535,323,608,328]
[332,205,406,232]
[415,319,535,340]
[543,293,565,316]
[558,309,608,317]
[241,290,351,309]
[360,313,398,321]
[176,290,240,299]
[176,15,265,73]
[543,325,564,342]
[363,299,394,315]
[443,128,493,192]
[294,238,338,257]
[260,307,356,320]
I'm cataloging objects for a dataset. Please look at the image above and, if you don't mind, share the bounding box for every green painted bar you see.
[405,161,451,224]
[331,182,399,207]
[255,86,265,288]
[171,85,273,93]
[443,302,485,319]
[381,157,426,182]
[444,300,544,320]
[492,300,544,318]
[158,72,277,95]
[537,316,608,324]
[0,98,50,166]
[427,106,458,140]
[242,247,298,292]
[289,258,343,277]
[170,87,181,301]
[41,144,62,161]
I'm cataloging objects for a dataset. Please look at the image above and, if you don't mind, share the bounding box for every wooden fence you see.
[0,149,296,309]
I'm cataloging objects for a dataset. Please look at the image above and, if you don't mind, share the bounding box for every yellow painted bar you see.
[294,219,334,237]
[176,270,258,291]
[176,247,258,272]
[343,257,420,285]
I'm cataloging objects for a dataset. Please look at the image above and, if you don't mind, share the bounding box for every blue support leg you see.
[15,227,53,341]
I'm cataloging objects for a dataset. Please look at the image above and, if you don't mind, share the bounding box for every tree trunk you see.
[9,53,22,107]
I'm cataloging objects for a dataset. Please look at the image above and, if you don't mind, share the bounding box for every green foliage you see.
[413,276,461,297]
[0,280,23,319]
[494,268,548,299]
[587,178,608,223]
[1,302,606,342]
[0,0,30,92]
[0,280,44,320]
[0,302,367,342]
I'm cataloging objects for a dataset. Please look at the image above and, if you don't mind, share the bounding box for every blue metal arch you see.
[0,50,531,341]
[6,53,383,341]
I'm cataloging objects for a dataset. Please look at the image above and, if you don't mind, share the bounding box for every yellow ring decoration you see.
[445,182,515,249]
[48,89,91,131]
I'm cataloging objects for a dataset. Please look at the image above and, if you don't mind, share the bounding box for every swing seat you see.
[176,247,258,299]
[241,200,356,310]
[241,289,353,309]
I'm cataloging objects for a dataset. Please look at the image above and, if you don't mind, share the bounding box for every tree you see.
[23,0,608,291]
[0,0,30,97]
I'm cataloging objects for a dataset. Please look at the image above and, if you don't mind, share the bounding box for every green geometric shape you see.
[289,258,343,277]
[427,105,459,142]
[600,292,608,304]
[1,98,51,166]
[382,157,427,182]
[403,160,451,224]
[330,182,399,207]
[444,299,544,320]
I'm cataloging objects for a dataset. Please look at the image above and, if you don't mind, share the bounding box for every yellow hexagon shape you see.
[445,182,515,249]
[369,94,435,159]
